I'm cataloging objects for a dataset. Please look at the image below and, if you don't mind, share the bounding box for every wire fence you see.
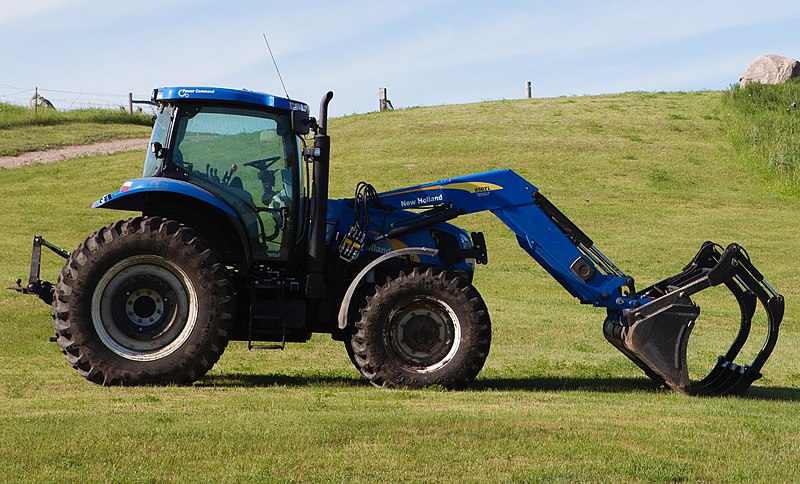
[0,84,154,113]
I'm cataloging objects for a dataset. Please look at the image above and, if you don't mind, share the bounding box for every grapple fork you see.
[604,242,784,396]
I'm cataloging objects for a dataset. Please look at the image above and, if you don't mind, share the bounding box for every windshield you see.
[143,105,173,177]
[171,105,298,262]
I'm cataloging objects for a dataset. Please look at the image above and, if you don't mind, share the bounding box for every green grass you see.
[1,91,799,481]
[722,79,800,194]
[0,102,152,155]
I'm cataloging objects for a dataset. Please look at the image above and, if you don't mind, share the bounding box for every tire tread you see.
[52,216,234,386]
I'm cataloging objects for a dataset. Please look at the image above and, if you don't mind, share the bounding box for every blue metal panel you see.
[93,177,238,218]
[152,86,308,112]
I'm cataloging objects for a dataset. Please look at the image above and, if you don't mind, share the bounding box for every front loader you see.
[11,86,784,395]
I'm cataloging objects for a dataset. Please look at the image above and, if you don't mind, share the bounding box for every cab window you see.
[171,105,296,262]
[143,104,173,177]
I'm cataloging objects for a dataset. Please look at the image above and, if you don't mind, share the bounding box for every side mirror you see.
[292,110,310,135]
[151,141,166,159]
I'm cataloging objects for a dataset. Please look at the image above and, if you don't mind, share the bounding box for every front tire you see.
[52,217,234,385]
[350,267,491,389]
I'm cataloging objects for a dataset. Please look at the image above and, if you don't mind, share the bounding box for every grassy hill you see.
[0,91,798,481]
[0,103,151,156]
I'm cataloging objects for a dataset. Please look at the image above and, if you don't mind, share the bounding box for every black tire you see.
[52,217,235,385]
[350,267,491,389]
[344,332,375,380]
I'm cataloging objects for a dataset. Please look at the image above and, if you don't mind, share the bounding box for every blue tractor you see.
[13,87,784,395]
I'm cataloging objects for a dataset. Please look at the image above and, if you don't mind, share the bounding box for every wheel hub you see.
[401,313,443,354]
[126,288,165,327]
[91,255,197,361]
[386,296,461,371]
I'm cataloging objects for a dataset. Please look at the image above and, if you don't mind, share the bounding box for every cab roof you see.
[152,86,308,112]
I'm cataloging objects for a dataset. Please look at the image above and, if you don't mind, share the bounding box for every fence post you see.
[128,93,133,115]
[379,87,388,111]
[34,86,38,116]
[379,88,395,111]
[525,81,531,99]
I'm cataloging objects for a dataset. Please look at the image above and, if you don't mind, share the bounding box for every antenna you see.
[262,33,290,100]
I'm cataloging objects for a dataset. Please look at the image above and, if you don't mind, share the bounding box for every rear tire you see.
[52,217,235,385]
[350,267,491,389]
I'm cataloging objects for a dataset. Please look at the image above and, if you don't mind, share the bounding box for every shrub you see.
[723,79,800,193]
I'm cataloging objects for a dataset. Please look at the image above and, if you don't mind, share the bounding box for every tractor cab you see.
[105,87,312,267]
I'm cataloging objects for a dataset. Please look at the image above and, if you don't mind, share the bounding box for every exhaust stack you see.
[305,91,334,298]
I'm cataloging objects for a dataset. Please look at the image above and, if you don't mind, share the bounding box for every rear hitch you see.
[604,241,783,396]
[7,235,70,306]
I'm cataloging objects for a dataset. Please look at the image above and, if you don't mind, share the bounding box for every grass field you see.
[0,103,151,156]
[1,91,798,481]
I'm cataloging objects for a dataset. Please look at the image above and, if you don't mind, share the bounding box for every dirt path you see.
[0,138,150,168]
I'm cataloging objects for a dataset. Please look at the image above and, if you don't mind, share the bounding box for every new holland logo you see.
[400,194,444,208]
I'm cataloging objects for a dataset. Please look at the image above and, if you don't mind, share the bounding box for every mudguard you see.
[337,247,439,329]
[93,177,238,218]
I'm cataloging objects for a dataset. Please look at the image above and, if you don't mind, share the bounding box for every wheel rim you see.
[384,295,461,373]
[90,255,198,361]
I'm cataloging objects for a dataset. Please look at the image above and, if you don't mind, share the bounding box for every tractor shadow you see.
[473,376,800,400]
[197,372,369,388]
[199,373,800,400]
[472,376,661,394]
[738,385,800,401]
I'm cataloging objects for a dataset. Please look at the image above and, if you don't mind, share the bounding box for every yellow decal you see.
[388,181,502,198]
[444,182,503,194]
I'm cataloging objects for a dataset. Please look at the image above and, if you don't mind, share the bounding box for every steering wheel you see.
[243,156,281,171]
[242,156,286,243]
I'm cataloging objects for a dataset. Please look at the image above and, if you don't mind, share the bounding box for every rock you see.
[29,93,56,110]
[740,55,800,87]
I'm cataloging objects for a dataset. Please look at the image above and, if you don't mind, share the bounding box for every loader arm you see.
[375,169,637,310]
[371,169,784,396]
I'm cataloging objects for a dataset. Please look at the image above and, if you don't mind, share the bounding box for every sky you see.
[1,0,800,117]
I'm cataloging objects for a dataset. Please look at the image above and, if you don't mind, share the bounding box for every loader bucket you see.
[604,242,784,396]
